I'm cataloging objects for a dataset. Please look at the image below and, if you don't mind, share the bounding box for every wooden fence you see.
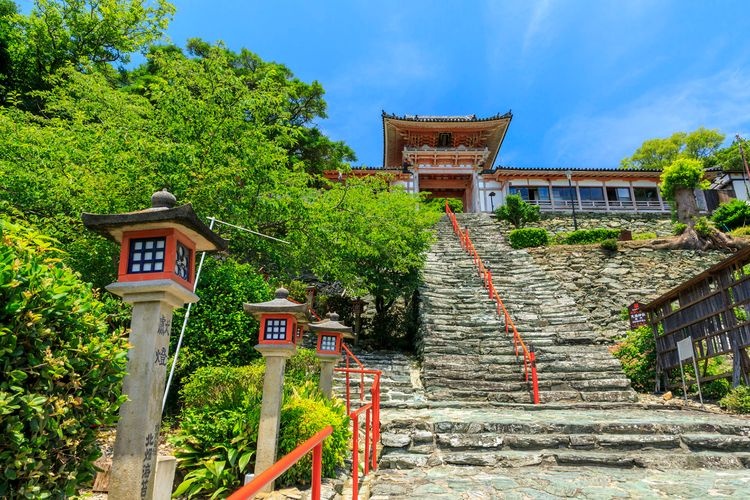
[644,246,750,391]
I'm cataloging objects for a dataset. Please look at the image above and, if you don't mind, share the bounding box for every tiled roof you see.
[382,110,513,123]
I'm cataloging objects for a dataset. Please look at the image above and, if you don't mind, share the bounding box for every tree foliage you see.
[495,194,541,228]
[620,128,725,170]
[0,217,127,497]
[299,176,442,318]
[1,0,175,106]
[659,157,709,201]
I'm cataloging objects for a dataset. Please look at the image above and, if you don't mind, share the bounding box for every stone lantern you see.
[82,189,226,500]
[308,313,354,398]
[243,288,309,491]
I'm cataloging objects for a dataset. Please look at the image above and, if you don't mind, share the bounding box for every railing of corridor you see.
[445,203,540,404]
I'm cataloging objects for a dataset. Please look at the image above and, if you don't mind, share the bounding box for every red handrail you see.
[228,426,333,500]
[445,203,540,404]
[336,358,381,499]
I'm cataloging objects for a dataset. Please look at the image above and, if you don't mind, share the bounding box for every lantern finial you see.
[151,188,177,209]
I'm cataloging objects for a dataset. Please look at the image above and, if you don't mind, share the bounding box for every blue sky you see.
[106,1,750,167]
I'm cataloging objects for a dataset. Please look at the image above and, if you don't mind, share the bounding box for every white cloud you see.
[546,67,750,167]
[522,0,554,55]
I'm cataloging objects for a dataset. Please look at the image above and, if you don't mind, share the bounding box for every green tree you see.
[660,157,709,225]
[657,158,738,250]
[620,128,725,170]
[495,194,541,228]
[298,176,442,344]
[1,0,175,105]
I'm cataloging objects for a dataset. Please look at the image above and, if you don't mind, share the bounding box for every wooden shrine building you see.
[325,111,706,214]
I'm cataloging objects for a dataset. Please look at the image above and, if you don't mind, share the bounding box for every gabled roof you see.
[382,111,513,168]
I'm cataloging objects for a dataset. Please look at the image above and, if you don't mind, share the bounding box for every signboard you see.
[628,301,648,329]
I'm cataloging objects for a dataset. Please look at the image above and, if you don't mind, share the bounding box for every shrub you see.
[278,382,350,486]
[507,227,549,249]
[428,197,463,213]
[719,385,750,414]
[632,232,657,240]
[673,222,688,235]
[0,218,127,497]
[730,226,750,237]
[173,350,348,496]
[611,325,656,392]
[693,216,714,237]
[712,199,750,231]
[690,356,731,400]
[600,239,618,252]
[495,194,540,228]
[559,228,620,245]
[165,257,272,414]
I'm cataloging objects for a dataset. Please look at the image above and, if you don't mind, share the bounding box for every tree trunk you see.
[674,188,699,226]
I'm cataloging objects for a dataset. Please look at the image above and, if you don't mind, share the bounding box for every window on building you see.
[579,187,605,201]
[509,186,550,201]
[438,133,452,147]
[633,187,658,201]
[552,187,577,201]
[606,187,632,201]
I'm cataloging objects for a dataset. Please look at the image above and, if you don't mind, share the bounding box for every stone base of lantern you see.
[316,353,341,398]
[254,343,297,493]
[106,279,198,500]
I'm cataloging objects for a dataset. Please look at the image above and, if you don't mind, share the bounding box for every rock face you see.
[530,212,675,236]
[528,244,727,339]
[419,213,637,403]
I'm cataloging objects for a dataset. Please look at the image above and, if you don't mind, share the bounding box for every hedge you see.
[507,228,549,249]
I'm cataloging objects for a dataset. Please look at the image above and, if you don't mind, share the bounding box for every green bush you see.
[600,239,618,252]
[611,325,656,392]
[559,228,621,245]
[495,194,540,228]
[673,222,688,235]
[507,227,549,249]
[719,385,750,414]
[173,350,348,496]
[632,232,657,240]
[730,226,750,237]
[278,382,350,486]
[165,257,272,414]
[693,216,714,237]
[712,199,750,231]
[428,197,463,213]
[691,356,731,400]
[0,218,127,497]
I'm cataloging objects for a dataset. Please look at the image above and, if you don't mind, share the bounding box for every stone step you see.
[378,449,750,470]
[405,432,750,453]
[370,464,750,499]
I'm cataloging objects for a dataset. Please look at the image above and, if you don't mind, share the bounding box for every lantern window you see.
[320,334,337,352]
[264,318,288,341]
[174,241,192,281]
[128,237,166,273]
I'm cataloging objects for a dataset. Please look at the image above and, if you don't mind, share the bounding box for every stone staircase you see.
[419,213,636,404]
[363,213,750,499]
[332,350,426,408]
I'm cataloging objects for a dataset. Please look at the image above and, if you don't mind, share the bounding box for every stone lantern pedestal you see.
[107,280,198,499]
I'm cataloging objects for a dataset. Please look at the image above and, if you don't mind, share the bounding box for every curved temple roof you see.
[382,111,513,168]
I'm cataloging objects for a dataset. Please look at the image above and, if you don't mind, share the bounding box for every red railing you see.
[337,345,381,499]
[445,204,540,404]
[228,426,333,500]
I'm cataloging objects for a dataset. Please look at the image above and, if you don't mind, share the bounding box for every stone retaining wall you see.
[529,213,674,236]
[528,244,728,340]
